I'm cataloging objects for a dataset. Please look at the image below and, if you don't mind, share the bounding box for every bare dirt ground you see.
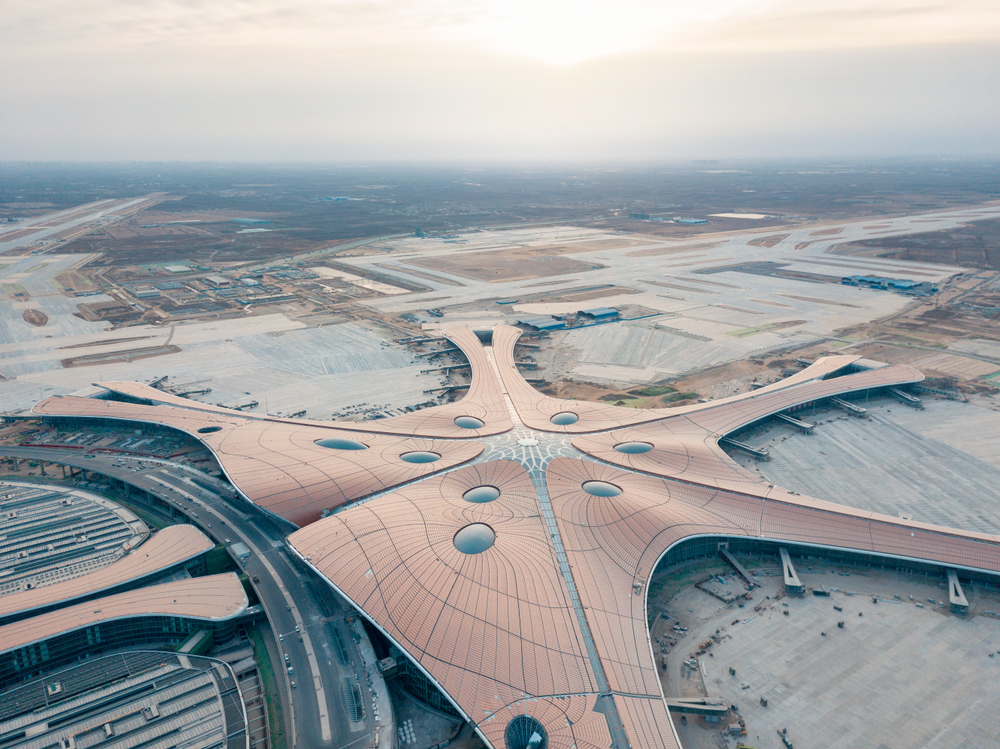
[534,285,641,304]
[776,293,859,308]
[834,217,1000,270]
[54,270,99,292]
[22,309,48,326]
[61,344,181,368]
[408,247,605,283]
[623,241,726,258]
[747,234,789,248]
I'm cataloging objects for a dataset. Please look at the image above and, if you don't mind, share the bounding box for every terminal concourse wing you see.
[93,325,514,439]
[0,573,248,654]
[491,325,921,433]
[569,361,922,495]
[287,460,680,749]
[0,525,213,624]
[545,457,1000,742]
[33,394,485,526]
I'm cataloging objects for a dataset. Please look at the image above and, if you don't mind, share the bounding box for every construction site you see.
[649,547,1000,749]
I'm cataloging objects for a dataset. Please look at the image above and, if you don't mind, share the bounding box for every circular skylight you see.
[550,412,579,425]
[505,716,547,749]
[315,437,368,451]
[613,442,653,454]
[400,451,441,464]
[453,523,496,554]
[582,480,623,497]
[463,486,501,503]
[454,416,485,429]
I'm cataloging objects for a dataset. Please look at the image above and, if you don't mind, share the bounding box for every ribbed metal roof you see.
[33,322,1000,749]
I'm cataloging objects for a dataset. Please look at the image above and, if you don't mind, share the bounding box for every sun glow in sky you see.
[2,0,999,159]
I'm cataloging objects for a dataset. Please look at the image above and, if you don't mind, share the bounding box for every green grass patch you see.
[661,391,699,403]
[607,390,700,409]
[628,385,675,397]
[616,398,647,408]
[2,283,28,296]
[205,545,235,575]
[248,625,288,749]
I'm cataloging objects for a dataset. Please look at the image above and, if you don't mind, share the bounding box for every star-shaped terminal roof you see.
[34,324,1000,749]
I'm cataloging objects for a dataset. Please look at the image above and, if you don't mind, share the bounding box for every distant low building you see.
[577,306,619,321]
[132,285,160,299]
[515,316,565,331]
[205,275,232,287]
[841,275,938,295]
[0,574,249,686]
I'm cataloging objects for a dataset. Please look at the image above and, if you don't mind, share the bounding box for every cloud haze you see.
[2,0,999,160]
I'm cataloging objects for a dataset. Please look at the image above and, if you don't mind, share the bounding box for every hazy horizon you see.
[3,0,999,162]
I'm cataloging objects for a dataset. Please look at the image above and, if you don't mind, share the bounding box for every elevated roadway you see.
[0,445,380,749]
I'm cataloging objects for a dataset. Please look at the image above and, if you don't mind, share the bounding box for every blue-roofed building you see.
[577,307,619,321]
[841,275,937,295]
[515,316,565,331]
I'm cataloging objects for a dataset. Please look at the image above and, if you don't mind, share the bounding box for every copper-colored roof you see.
[94,326,514,440]
[492,324,672,433]
[544,458,1000,713]
[492,325,917,433]
[291,462,599,713]
[0,525,213,621]
[0,573,248,653]
[33,395,485,526]
[31,321,1000,749]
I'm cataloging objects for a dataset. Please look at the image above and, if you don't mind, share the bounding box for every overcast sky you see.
[2,0,999,161]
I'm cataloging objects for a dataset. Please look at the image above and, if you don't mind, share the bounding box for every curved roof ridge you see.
[0,525,213,622]
[0,573,248,654]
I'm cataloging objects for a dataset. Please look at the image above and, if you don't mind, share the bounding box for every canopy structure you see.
[0,525,213,623]
[35,324,1000,749]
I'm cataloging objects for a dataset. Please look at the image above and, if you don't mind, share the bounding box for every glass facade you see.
[1,614,242,687]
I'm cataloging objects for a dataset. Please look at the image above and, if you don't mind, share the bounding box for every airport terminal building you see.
[26,324,1000,749]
